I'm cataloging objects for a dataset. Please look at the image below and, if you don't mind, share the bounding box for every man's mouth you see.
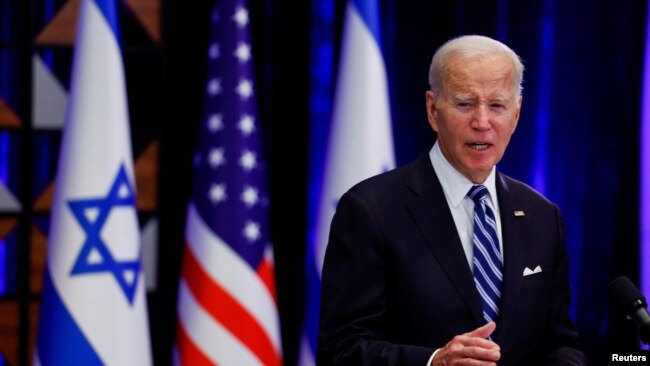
[469,142,490,151]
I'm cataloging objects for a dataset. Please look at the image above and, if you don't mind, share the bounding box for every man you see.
[317,35,586,365]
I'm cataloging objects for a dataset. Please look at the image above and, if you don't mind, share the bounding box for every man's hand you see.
[432,322,501,366]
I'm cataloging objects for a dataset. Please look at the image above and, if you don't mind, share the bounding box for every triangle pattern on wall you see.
[0,99,21,128]
[32,54,68,130]
[123,0,161,43]
[35,0,160,45]
[0,183,21,213]
[35,0,80,46]
[135,140,159,211]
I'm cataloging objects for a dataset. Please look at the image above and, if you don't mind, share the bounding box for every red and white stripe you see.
[175,203,282,365]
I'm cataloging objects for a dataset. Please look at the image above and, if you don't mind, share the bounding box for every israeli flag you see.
[33,0,152,365]
[300,0,395,364]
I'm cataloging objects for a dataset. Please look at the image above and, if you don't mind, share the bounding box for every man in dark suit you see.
[317,35,586,365]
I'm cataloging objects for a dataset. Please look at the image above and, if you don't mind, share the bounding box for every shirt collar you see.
[429,141,498,207]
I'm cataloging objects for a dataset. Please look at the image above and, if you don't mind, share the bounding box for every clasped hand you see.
[432,322,501,366]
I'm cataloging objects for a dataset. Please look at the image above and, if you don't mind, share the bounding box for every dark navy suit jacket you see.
[317,152,586,365]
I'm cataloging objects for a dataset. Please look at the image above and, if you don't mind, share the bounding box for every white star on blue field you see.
[68,164,141,304]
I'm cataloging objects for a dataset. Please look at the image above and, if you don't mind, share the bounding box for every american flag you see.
[174,0,283,365]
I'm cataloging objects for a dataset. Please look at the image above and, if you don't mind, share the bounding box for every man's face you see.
[426,53,522,183]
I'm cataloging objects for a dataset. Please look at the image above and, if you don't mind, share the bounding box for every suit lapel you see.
[492,173,530,343]
[404,154,484,325]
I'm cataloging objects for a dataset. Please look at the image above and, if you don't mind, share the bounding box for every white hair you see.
[428,35,524,97]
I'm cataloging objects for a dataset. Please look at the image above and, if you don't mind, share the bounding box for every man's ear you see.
[512,94,523,133]
[426,90,439,132]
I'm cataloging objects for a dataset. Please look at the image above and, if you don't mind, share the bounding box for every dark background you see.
[0,0,648,365]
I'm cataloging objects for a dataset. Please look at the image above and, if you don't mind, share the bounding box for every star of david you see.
[68,164,141,304]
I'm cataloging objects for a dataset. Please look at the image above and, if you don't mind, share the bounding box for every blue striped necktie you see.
[468,184,503,323]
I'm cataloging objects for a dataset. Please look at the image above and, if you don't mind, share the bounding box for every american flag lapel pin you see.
[514,210,525,217]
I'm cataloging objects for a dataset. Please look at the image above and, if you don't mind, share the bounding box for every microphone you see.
[609,276,650,345]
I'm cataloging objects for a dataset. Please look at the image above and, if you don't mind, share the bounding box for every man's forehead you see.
[443,65,517,97]
[445,67,515,85]
[445,54,514,78]
[452,93,511,101]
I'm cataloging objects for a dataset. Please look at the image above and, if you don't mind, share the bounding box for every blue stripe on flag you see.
[351,0,382,46]
[91,0,121,44]
[37,270,103,365]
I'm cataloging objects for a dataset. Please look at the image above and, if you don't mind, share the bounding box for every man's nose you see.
[471,105,491,130]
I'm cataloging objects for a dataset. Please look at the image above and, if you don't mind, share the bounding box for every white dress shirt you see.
[429,141,504,266]
[426,141,504,365]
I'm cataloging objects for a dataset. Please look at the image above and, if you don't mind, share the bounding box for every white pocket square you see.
[523,265,542,276]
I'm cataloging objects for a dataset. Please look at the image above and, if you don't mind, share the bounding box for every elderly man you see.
[317,35,586,365]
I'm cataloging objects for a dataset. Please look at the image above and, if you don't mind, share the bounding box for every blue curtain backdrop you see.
[306,0,646,364]
[0,0,647,365]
